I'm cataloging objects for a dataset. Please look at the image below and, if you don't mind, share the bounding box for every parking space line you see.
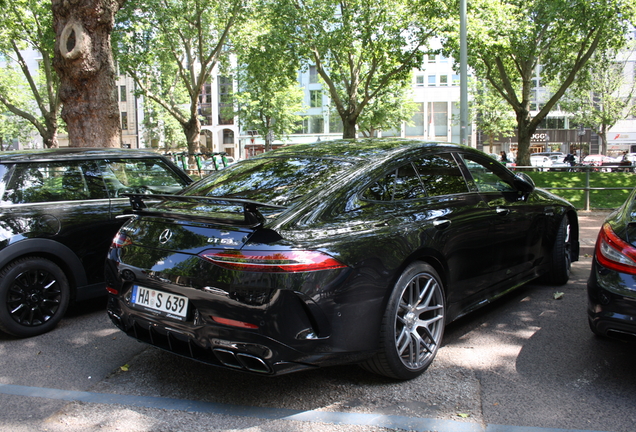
[0,383,607,432]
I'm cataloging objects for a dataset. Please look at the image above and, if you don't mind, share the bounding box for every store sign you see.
[531,133,550,141]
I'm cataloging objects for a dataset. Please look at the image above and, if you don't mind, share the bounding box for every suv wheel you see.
[0,257,70,338]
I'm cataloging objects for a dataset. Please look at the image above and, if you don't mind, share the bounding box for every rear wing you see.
[123,194,287,228]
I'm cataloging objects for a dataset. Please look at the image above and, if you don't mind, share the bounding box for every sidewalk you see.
[578,209,612,256]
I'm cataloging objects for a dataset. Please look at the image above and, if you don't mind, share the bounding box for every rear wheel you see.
[361,262,445,380]
[541,217,572,285]
[0,257,70,338]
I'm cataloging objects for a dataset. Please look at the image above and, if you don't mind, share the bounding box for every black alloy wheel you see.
[361,262,446,380]
[0,257,70,338]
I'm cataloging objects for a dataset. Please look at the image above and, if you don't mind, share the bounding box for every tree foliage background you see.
[444,0,636,165]
[0,0,61,148]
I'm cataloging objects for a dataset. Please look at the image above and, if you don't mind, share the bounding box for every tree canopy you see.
[559,46,636,155]
[233,24,305,150]
[114,0,248,154]
[265,0,452,138]
[0,0,61,148]
[444,0,636,165]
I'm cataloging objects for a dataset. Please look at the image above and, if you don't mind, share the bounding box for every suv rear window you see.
[1,157,188,204]
[2,161,108,204]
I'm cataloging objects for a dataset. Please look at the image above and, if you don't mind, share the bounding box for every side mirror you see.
[513,172,535,193]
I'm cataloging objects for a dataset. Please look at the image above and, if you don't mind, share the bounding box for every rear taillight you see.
[595,223,636,275]
[111,232,132,248]
[198,249,347,273]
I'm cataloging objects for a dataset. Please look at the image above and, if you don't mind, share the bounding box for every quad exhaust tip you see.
[213,348,272,374]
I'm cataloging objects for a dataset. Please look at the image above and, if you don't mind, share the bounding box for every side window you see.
[362,163,427,201]
[2,161,108,204]
[460,154,515,193]
[98,158,187,197]
[412,153,469,196]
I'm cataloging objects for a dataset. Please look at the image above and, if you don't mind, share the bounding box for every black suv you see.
[0,148,192,337]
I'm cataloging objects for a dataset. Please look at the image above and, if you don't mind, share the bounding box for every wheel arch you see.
[387,248,449,303]
[0,239,87,299]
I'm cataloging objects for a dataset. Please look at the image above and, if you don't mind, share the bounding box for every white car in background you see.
[530,154,570,171]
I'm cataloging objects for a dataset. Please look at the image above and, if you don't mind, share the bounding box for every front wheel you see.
[0,257,70,338]
[360,262,446,380]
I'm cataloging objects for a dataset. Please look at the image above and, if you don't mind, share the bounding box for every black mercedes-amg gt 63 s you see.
[105,139,578,379]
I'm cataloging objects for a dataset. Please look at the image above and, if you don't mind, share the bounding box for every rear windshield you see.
[182,157,354,207]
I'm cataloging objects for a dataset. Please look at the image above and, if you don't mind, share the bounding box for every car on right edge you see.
[588,188,636,340]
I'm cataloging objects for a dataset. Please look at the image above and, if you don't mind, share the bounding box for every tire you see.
[541,217,572,285]
[0,257,70,338]
[360,262,445,380]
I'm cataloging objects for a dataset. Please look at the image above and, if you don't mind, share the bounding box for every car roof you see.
[0,147,167,164]
[251,138,474,163]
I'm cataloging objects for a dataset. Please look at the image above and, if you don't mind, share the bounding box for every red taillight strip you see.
[595,223,636,275]
[198,249,347,273]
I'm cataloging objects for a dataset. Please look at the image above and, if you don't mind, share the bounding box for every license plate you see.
[130,285,188,320]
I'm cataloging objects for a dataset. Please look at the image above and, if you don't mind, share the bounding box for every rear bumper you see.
[587,260,636,340]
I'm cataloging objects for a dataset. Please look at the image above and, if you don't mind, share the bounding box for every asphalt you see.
[578,209,612,257]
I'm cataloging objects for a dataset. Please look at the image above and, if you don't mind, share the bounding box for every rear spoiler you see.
[123,194,287,228]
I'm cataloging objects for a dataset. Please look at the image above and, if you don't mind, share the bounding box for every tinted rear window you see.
[183,157,354,206]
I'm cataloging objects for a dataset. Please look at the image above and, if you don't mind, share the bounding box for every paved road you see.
[2,210,635,432]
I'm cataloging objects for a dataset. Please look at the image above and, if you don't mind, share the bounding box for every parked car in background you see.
[588,188,636,340]
[105,138,579,379]
[0,148,192,337]
[582,154,612,167]
[530,154,570,171]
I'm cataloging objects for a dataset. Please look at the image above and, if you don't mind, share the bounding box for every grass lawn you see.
[524,171,636,210]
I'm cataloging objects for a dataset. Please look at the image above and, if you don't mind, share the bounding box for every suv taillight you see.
[595,223,636,275]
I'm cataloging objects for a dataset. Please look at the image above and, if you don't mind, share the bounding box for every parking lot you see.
[1,211,635,432]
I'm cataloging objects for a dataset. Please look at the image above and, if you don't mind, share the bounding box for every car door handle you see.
[433,219,451,229]
[496,207,510,216]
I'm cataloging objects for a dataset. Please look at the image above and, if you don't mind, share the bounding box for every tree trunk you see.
[182,117,201,155]
[342,116,357,139]
[516,117,534,168]
[41,125,59,149]
[52,0,125,148]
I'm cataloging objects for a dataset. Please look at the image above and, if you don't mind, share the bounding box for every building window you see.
[121,112,128,130]
[428,75,436,86]
[452,74,460,86]
[296,115,324,134]
[120,86,127,102]
[428,55,436,63]
[416,75,425,87]
[440,75,448,86]
[310,90,322,108]
[218,76,234,125]
[205,84,212,103]
[309,115,324,133]
[329,111,343,133]
[309,66,318,84]
[223,129,234,144]
[406,103,424,136]
[428,102,448,139]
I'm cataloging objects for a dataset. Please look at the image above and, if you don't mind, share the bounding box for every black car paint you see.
[0,148,192,336]
[105,139,579,376]
[588,192,636,339]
